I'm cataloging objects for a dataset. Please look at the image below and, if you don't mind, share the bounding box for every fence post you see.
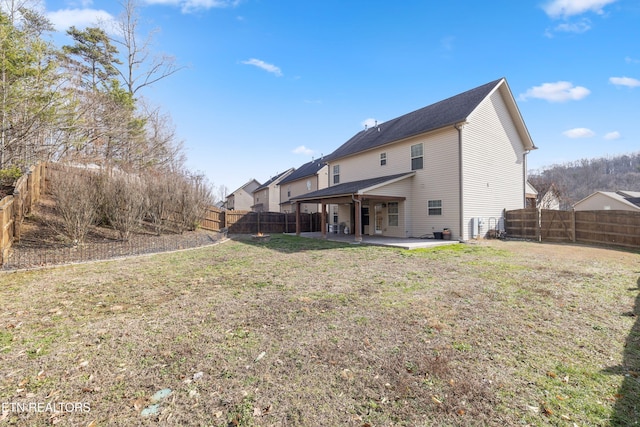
[571,210,576,242]
[536,208,541,242]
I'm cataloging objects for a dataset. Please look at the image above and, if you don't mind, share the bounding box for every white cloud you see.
[46,8,117,33]
[241,58,282,77]
[552,19,591,33]
[604,131,621,140]
[292,145,314,156]
[519,81,590,102]
[563,128,595,138]
[543,0,617,19]
[143,0,240,13]
[609,76,640,88]
[625,56,640,64]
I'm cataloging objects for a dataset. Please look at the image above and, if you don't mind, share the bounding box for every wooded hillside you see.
[528,152,640,210]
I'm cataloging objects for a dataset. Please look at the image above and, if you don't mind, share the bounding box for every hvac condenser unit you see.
[471,217,484,238]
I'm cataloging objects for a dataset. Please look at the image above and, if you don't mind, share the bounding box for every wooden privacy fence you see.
[200,207,322,234]
[0,163,47,263]
[505,208,640,249]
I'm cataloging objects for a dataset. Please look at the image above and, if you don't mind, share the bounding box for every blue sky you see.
[40,0,640,193]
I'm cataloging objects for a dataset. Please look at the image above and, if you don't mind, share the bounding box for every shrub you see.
[0,166,22,186]
[49,167,100,244]
[174,172,213,233]
[143,171,178,235]
[100,172,147,241]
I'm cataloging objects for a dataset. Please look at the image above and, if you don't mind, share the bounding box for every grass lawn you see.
[0,235,638,426]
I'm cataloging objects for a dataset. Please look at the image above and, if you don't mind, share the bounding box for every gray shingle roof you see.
[279,159,325,185]
[324,78,504,162]
[290,173,414,201]
[254,168,293,192]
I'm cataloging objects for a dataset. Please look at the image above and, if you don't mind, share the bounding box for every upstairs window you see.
[411,143,423,170]
[333,165,340,184]
[380,152,387,166]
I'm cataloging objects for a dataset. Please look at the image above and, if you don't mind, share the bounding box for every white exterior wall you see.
[461,89,526,239]
[328,127,461,239]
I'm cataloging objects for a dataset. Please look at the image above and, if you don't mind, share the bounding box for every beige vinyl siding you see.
[363,178,412,237]
[408,128,461,239]
[574,194,640,212]
[461,88,526,239]
[280,175,324,213]
[329,127,460,239]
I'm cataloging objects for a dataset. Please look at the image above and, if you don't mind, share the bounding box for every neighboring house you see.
[527,181,560,210]
[525,181,538,209]
[226,179,261,211]
[279,159,329,213]
[291,78,537,241]
[538,184,560,210]
[252,168,295,212]
[573,191,640,212]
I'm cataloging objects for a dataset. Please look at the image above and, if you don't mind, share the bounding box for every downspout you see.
[455,123,465,241]
[523,150,530,207]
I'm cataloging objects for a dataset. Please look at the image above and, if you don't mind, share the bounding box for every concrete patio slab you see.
[293,232,460,250]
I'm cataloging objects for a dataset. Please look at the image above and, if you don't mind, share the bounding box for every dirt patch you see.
[4,196,223,270]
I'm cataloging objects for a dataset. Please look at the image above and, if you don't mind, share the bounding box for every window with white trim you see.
[388,202,399,226]
[333,165,340,184]
[428,200,442,215]
[380,152,387,166]
[411,143,423,170]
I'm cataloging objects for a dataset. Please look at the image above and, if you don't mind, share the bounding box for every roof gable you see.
[228,179,260,198]
[325,78,507,162]
[254,168,294,192]
[280,159,326,184]
[574,190,640,210]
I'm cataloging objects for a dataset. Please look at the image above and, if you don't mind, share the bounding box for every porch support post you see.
[321,202,327,239]
[354,195,362,243]
[295,201,301,236]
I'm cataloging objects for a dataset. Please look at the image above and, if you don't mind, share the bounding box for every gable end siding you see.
[461,89,526,239]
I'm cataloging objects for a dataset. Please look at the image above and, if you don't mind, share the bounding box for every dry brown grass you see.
[0,235,638,426]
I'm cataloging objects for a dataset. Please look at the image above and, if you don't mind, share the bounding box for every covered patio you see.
[291,173,424,244]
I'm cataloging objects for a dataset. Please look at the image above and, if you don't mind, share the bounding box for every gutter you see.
[523,149,530,207]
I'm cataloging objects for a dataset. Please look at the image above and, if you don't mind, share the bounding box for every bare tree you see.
[113,0,183,97]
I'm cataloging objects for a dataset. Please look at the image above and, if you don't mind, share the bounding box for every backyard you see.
[0,235,638,426]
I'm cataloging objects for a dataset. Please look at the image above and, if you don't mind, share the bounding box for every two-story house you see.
[226,179,261,211]
[278,159,329,213]
[291,78,536,241]
[251,168,294,212]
